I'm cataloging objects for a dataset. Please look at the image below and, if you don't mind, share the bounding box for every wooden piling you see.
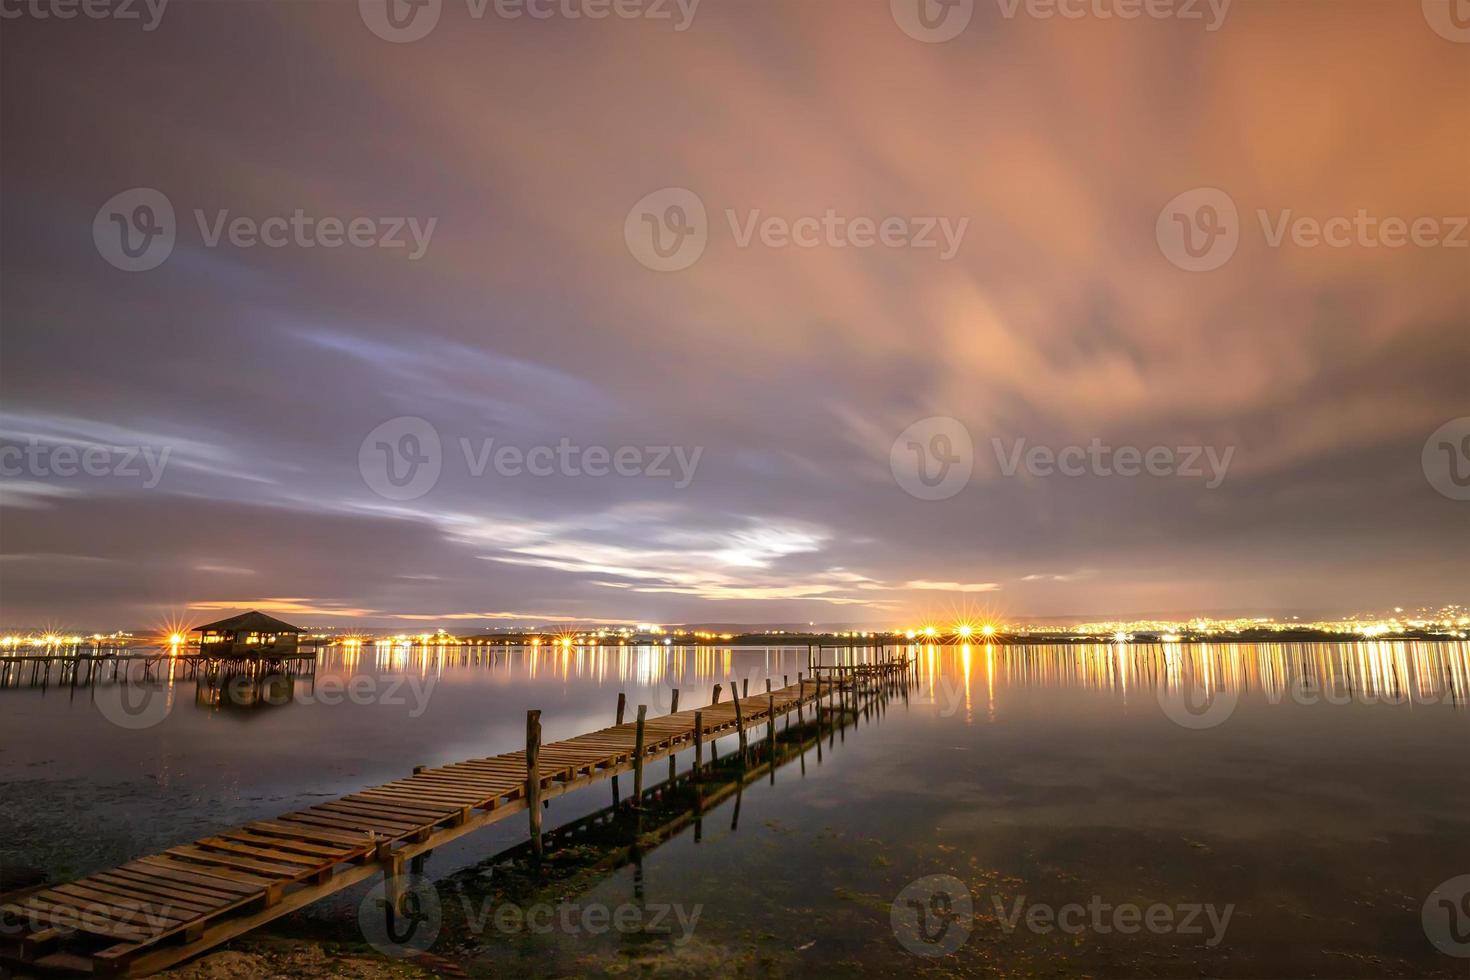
[670,688,679,712]
[731,681,746,759]
[693,710,704,776]
[712,683,722,704]
[526,709,543,857]
[632,704,648,804]
[616,692,626,726]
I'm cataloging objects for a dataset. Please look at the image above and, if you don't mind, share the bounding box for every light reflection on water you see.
[3,641,1469,976]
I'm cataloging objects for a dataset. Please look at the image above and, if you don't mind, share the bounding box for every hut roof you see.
[192,611,305,635]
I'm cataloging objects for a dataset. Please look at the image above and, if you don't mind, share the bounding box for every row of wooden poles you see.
[522,656,915,858]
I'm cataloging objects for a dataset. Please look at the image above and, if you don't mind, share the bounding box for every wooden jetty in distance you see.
[0,653,912,977]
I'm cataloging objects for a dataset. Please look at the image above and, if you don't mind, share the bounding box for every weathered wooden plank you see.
[191,837,327,868]
[164,846,303,879]
[124,859,264,896]
[247,820,371,848]
[134,856,276,892]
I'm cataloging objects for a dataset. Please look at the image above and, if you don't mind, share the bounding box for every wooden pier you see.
[0,657,911,976]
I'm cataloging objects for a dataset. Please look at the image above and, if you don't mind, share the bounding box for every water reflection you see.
[905,641,1470,712]
[3,641,1466,719]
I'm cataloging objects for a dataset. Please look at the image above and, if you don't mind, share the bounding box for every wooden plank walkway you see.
[0,672,895,976]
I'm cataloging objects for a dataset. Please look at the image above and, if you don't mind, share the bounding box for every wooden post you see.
[743,677,749,698]
[526,709,543,858]
[712,683,722,704]
[669,689,679,781]
[731,680,745,759]
[765,677,772,694]
[632,705,648,805]
[768,693,777,784]
[693,710,704,776]
[616,692,626,726]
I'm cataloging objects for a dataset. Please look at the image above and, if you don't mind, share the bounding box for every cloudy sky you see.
[1,0,1466,629]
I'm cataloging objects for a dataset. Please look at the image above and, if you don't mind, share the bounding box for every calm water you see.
[3,641,1469,977]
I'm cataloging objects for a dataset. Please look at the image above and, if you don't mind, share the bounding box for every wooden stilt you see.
[631,705,647,805]
[526,709,543,858]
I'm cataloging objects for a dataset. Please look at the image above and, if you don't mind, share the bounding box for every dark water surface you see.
[3,641,1469,977]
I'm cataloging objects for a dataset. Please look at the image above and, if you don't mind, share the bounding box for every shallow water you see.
[3,641,1469,977]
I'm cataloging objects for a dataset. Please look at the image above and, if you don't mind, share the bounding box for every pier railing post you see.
[669,689,680,781]
[693,710,704,777]
[616,692,626,726]
[632,704,648,805]
[526,709,543,858]
[731,680,746,761]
